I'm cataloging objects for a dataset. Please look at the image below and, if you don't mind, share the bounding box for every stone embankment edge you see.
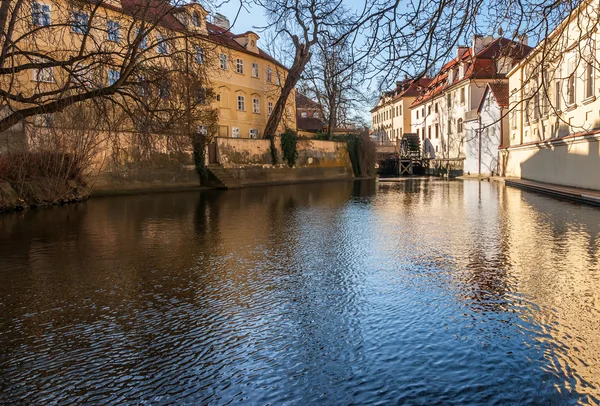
[504,178,600,207]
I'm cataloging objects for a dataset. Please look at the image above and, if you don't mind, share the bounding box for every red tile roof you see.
[487,83,509,107]
[296,92,321,110]
[114,0,287,69]
[410,37,532,108]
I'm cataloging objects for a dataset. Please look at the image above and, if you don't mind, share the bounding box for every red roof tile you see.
[410,37,533,108]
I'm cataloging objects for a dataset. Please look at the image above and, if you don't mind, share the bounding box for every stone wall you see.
[211,137,354,186]
[214,137,353,169]
[502,132,600,190]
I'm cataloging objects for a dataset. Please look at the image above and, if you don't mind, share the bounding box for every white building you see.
[410,36,531,171]
[371,79,431,145]
[502,0,600,190]
[464,83,510,175]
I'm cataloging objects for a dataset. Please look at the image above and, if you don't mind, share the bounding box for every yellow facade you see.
[0,0,295,141]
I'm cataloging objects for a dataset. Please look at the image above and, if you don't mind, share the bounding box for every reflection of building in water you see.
[500,186,600,400]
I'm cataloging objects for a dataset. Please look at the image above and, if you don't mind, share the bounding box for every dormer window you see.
[459,63,464,79]
[192,12,200,27]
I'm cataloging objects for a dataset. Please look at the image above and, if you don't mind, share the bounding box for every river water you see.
[1,179,599,405]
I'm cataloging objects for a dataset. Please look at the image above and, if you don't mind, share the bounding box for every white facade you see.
[464,86,508,175]
[503,0,600,190]
[409,36,529,168]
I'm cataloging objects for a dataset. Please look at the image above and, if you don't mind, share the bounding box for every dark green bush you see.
[280,129,299,167]
[333,132,376,177]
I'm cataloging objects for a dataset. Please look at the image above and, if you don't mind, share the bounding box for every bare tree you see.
[0,0,217,135]
[253,0,350,149]
[300,30,367,138]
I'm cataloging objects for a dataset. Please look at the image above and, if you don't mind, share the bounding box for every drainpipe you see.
[478,114,482,176]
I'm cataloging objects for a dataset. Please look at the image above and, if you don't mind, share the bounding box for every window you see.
[268,101,273,115]
[533,88,540,120]
[435,103,438,113]
[157,34,168,54]
[427,106,431,115]
[524,101,530,124]
[542,72,549,116]
[195,46,204,64]
[460,87,465,105]
[236,58,244,74]
[252,62,259,78]
[399,127,402,136]
[457,118,463,133]
[216,94,221,102]
[159,81,170,99]
[34,64,54,82]
[585,59,594,99]
[567,74,575,105]
[249,129,258,139]
[428,126,431,139]
[232,127,240,138]
[107,20,120,42]
[136,28,147,49]
[301,111,307,118]
[137,75,149,97]
[267,68,272,83]
[313,112,319,118]
[195,88,207,105]
[219,53,227,70]
[237,95,245,111]
[567,57,576,105]
[435,124,439,138]
[252,97,260,113]
[108,69,120,86]
[277,73,281,86]
[399,105,402,115]
[71,11,88,34]
[32,2,50,26]
[416,110,419,119]
[553,80,561,112]
[192,12,200,27]
[448,119,452,134]
[416,128,420,139]
[447,93,452,108]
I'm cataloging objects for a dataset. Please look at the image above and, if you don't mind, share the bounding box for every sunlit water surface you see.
[1,179,600,405]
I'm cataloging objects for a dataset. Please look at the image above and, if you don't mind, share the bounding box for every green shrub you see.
[333,132,376,177]
[280,129,299,167]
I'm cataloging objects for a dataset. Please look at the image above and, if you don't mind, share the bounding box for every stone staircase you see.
[206,164,243,189]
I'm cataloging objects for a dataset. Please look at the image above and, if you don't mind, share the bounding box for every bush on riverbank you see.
[332,131,376,177]
[281,129,299,167]
[0,152,89,212]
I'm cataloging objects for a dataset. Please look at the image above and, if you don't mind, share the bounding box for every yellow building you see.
[503,0,600,189]
[0,0,295,147]
[205,14,296,138]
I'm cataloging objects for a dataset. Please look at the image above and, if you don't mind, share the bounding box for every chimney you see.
[456,46,469,59]
[472,34,494,54]
[213,13,230,30]
[518,34,528,46]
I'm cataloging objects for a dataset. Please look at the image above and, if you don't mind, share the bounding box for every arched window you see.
[457,118,463,133]
[192,12,200,27]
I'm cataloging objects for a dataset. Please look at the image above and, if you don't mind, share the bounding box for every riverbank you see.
[0,179,89,213]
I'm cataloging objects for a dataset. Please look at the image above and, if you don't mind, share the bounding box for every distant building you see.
[409,36,531,166]
[370,78,432,145]
[295,92,324,136]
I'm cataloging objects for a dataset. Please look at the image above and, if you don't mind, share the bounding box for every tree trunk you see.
[263,46,311,163]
